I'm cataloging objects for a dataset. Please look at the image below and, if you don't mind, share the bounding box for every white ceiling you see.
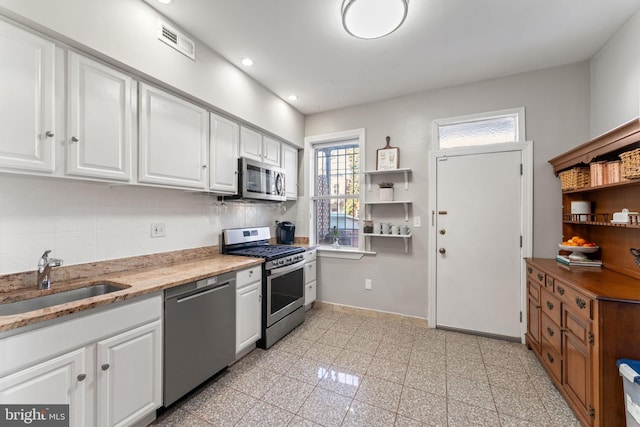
[145,0,640,115]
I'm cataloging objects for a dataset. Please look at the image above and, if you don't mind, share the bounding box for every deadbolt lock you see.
[439,229,446,235]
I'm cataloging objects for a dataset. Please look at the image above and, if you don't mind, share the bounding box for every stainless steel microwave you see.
[236,157,286,202]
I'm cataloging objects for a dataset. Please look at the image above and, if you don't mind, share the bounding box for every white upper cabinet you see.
[139,83,208,189]
[240,126,281,167]
[67,52,134,181]
[282,144,298,200]
[239,126,262,162]
[0,20,55,173]
[262,136,281,166]
[209,113,239,194]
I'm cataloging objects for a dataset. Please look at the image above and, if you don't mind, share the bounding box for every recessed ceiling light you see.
[288,94,298,101]
[242,58,254,67]
[157,0,173,4]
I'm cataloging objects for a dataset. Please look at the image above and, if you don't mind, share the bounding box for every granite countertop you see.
[0,254,263,333]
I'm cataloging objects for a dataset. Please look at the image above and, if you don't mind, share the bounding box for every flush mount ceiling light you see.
[342,0,408,39]
[288,94,298,101]
[157,0,173,4]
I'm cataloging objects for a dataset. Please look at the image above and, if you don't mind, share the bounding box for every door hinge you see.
[520,163,523,175]
[588,332,595,345]
[520,311,522,323]
[520,235,523,248]
[588,406,595,417]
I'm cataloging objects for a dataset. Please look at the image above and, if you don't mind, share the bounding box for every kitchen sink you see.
[0,283,129,316]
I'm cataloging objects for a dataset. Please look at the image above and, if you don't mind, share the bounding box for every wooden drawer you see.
[541,312,562,353]
[526,264,545,286]
[541,337,562,383]
[556,281,592,321]
[541,290,562,325]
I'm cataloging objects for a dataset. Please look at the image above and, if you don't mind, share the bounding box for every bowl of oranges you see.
[559,236,599,260]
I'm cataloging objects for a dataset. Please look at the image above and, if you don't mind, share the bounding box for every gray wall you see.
[305,63,590,319]
[590,9,640,137]
[0,0,304,146]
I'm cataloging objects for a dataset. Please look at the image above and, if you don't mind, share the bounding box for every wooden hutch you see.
[526,118,640,427]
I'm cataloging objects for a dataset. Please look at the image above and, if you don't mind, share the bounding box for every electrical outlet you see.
[413,216,421,227]
[151,223,166,238]
[365,279,372,290]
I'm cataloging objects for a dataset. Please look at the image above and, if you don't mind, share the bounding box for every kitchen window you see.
[434,107,525,149]
[305,129,365,252]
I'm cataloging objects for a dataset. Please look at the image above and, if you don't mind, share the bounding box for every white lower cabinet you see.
[96,320,162,427]
[305,250,317,307]
[236,267,262,356]
[0,348,86,426]
[0,294,162,427]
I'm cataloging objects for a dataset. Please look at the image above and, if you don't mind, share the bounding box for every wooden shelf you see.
[562,178,640,194]
[364,168,412,190]
[563,220,640,228]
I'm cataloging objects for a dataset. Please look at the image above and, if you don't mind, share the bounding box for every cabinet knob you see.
[575,297,586,309]
[546,301,554,310]
[537,273,543,281]
[439,248,446,254]
[77,374,87,381]
[70,136,79,143]
[547,327,554,337]
[45,131,54,138]
[101,363,110,371]
[556,285,565,295]
[547,353,554,363]
[527,267,533,274]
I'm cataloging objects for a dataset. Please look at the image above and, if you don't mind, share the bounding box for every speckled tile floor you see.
[152,308,580,426]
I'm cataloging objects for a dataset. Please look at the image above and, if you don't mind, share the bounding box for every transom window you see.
[434,108,525,149]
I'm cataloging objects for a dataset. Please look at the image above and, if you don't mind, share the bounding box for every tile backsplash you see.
[0,175,286,275]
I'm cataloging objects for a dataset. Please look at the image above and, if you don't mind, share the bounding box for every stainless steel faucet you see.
[37,250,63,290]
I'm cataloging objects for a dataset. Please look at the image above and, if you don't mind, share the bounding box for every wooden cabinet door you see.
[262,136,281,166]
[0,20,55,173]
[96,320,162,427]
[563,307,593,424]
[209,113,239,194]
[526,279,541,352]
[0,348,86,426]
[67,52,134,181]
[239,126,262,162]
[236,281,261,354]
[139,84,208,189]
[282,144,298,200]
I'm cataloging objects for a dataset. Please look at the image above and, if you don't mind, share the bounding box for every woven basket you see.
[559,167,590,190]
[620,148,640,179]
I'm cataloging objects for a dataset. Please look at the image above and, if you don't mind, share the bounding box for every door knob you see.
[70,136,79,143]
[439,229,446,235]
[439,248,446,254]
[101,363,110,371]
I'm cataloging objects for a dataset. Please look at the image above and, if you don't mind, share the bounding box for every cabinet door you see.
[305,281,317,306]
[139,84,208,189]
[0,21,55,173]
[562,308,592,423]
[282,144,298,200]
[236,281,261,354]
[67,52,134,181]
[262,136,281,166]
[526,280,541,353]
[0,348,86,426]
[209,113,239,194]
[239,126,262,162]
[96,320,162,427]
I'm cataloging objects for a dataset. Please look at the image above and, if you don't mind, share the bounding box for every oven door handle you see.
[269,259,305,277]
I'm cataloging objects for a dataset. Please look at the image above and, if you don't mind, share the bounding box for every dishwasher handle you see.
[176,283,230,304]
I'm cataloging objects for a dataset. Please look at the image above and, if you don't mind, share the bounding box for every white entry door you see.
[434,148,523,339]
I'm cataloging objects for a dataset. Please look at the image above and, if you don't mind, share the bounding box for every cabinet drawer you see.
[305,261,317,284]
[237,267,261,289]
[305,250,317,262]
[541,313,562,353]
[526,264,545,286]
[541,291,561,325]
[541,338,562,383]
[557,282,592,321]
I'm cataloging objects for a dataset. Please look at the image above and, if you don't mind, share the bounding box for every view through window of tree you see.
[313,141,360,248]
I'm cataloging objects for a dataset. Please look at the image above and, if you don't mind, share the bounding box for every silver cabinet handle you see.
[101,363,110,371]
[45,131,54,138]
[77,374,86,381]
[71,136,79,143]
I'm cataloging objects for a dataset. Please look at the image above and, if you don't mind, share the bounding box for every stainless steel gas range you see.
[221,226,305,348]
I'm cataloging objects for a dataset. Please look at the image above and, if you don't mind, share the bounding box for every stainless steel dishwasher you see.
[163,271,235,407]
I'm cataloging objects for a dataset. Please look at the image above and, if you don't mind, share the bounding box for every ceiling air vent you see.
[157,20,196,60]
